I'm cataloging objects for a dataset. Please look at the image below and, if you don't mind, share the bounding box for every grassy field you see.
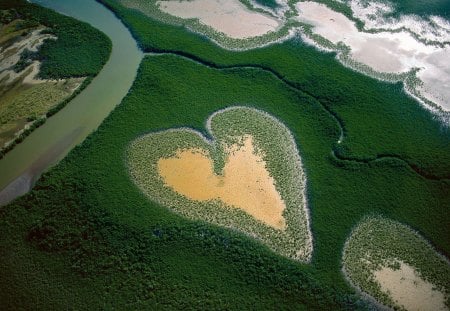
[0,0,448,309]
[0,78,84,145]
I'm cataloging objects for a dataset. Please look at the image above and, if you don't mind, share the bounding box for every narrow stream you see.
[0,0,143,205]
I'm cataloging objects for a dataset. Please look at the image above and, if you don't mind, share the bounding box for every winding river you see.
[0,0,143,205]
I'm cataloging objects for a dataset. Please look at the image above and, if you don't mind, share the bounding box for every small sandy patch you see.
[374,261,447,311]
[157,135,286,230]
[156,0,280,39]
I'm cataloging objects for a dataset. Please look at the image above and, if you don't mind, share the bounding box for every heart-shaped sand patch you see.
[127,107,312,261]
[157,135,286,230]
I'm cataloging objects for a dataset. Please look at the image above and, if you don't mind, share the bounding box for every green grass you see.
[0,80,83,126]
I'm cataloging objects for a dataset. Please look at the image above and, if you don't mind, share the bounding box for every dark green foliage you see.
[389,0,450,18]
[1,52,448,309]
[0,7,15,23]
[253,0,279,9]
[12,48,36,72]
[14,18,39,29]
[0,0,449,309]
[0,54,370,310]
[1,0,111,79]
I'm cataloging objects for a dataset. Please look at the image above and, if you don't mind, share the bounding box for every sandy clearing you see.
[295,1,450,111]
[0,28,55,72]
[373,261,448,311]
[156,0,281,39]
[157,135,286,230]
[0,60,49,85]
[0,27,58,86]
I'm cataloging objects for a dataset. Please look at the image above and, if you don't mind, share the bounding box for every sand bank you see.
[156,0,281,39]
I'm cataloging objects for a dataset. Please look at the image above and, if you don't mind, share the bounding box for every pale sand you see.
[156,0,280,39]
[0,28,55,72]
[296,2,450,111]
[157,135,286,230]
[373,261,448,311]
[0,28,59,86]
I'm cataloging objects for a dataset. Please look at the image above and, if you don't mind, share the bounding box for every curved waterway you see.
[0,0,143,205]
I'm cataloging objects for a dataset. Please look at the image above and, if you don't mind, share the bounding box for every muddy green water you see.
[0,0,143,205]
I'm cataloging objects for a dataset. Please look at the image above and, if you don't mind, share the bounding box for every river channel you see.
[0,0,143,205]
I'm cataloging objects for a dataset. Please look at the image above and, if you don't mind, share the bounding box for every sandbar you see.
[157,0,280,39]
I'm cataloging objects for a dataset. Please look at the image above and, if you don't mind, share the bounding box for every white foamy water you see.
[350,0,450,43]
[296,1,450,112]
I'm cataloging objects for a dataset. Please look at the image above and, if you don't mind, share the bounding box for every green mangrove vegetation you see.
[252,0,280,10]
[99,0,450,178]
[0,0,449,309]
[1,0,112,79]
[1,50,448,308]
